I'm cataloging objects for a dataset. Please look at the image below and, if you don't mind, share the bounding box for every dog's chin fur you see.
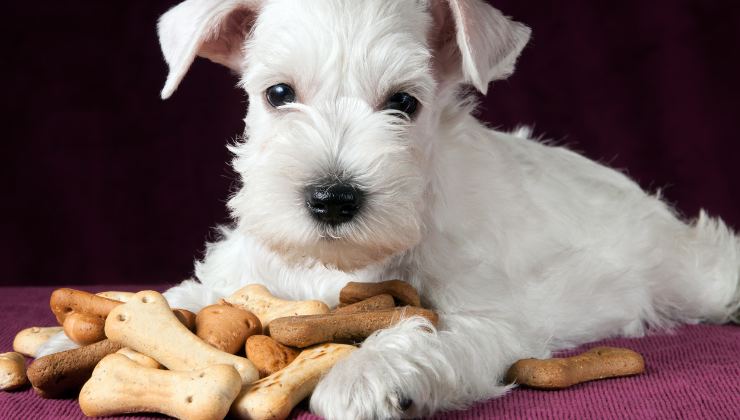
[264,238,408,272]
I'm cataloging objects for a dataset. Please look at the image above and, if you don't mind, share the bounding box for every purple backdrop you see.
[3,1,739,286]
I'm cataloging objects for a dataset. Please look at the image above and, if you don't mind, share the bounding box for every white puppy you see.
[39,0,740,418]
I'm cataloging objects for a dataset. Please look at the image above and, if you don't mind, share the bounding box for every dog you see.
[38,0,740,418]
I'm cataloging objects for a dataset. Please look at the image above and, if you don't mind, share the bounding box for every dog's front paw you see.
[310,348,411,420]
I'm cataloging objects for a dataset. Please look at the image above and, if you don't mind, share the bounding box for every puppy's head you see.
[158,0,529,271]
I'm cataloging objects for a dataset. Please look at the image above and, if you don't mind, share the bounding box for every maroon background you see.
[3,1,739,286]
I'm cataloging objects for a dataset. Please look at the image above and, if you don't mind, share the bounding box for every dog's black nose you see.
[305,183,364,226]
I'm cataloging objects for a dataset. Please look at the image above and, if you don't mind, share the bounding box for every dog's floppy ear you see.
[158,0,261,99]
[430,0,530,95]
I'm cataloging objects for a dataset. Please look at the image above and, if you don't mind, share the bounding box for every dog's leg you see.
[310,314,541,420]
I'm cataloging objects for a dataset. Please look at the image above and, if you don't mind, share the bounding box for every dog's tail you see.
[683,211,740,324]
[730,236,740,324]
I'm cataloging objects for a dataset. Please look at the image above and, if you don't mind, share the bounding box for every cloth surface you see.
[1,285,738,419]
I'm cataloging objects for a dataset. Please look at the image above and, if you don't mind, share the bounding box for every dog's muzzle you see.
[304,183,364,226]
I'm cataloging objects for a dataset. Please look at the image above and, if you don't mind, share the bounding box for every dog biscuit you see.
[80,354,242,420]
[225,284,330,330]
[13,326,64,358]
[196,302,262,354]
[63,312,106,345]
[505,346,645,389]
[269,307,439,348]
[333,294,395,314]
[27,339,123,398]
[173,308,197,331]
[116,347,162,369]
[231,343,355,420]
[50,288,121,325]
[246,335,300,378]
[105,290,258,385]
[0,352,28,391]
[96,291,135,302]
[339,280,421,307]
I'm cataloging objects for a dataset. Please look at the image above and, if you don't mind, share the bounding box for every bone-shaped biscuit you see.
[225,284,330,330]
[57,290,196,344]
[505,346,645,389]
[339,280,421,307]
[97,291,197,329]
[245,335,300,378]
[27,339,123,398]
[79,353,242,420]
[13,326,64,358]
[196,302,261,354]
[0,352,28,391]
[173,308,198,331]
[332,294,395,314]
[231,343,355,420]
[96,291,135,302]
[50,288,122,324]
[269,307,439,348]
[105,290,258,385]
[63,312,106,345]
[116,347,162,369]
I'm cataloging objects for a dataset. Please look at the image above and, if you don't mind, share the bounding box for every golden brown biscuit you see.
[63,312,106,345]
[505,346,645,389]
[333,294,395,314]
[50,288,122,325]
[339,280,421,307]
[196,302,262,354]
[268,306,439,348]
[173,308,197,331]
[27,339,123,398]
[0,352,28,391]
[246,335,300,378]
[232,343,356,420]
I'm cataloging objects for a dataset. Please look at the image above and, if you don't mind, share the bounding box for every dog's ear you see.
[158,0,261,99]
[430,0,530,95]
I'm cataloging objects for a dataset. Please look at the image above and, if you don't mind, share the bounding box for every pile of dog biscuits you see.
[2,280,438,419]
[1,280,645,419]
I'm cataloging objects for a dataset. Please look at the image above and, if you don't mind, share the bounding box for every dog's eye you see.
[265,83,296,108]
[384,92,418,117]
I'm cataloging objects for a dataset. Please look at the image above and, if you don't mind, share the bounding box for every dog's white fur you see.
[38,0,740,418]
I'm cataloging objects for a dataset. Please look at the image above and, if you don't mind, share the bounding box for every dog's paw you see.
[310,348,412,420]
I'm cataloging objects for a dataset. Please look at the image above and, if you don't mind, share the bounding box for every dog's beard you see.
[265,237,405,271]
[255,218,420,271]
[231,172,426,271]
[231,173,424,271]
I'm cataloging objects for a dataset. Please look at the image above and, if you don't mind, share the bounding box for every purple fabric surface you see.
[1,286,739,419]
